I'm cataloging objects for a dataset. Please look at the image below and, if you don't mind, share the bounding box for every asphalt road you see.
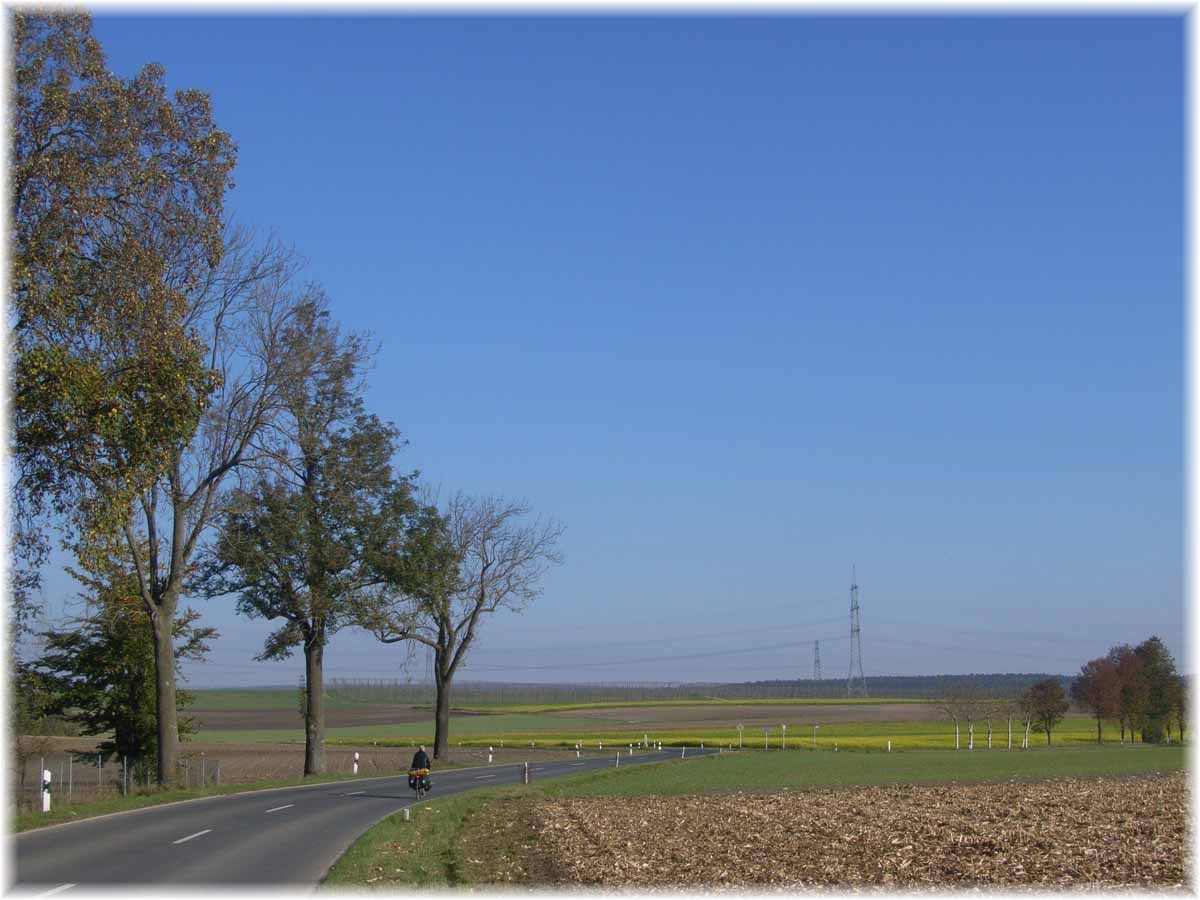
[14,747,715,889]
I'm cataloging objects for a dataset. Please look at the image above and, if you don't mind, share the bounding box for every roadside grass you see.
[12,764,471,834]
[320,743,1186,889]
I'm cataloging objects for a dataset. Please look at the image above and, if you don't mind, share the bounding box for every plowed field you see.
[502,772,1187,889]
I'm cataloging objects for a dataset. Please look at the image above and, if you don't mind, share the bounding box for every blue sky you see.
[38,13,1184,687]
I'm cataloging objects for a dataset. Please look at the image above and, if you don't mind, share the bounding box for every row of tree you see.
[1069,637,1184,745]
[11,11,562,786]
[939,636,1184,749]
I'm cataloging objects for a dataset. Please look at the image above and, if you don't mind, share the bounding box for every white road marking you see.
[570,763,586,767]
[265,804,294,813]
[31,886,75,899]
[343,790,365,795]
[172,829,212,845]
[474,774,497,780]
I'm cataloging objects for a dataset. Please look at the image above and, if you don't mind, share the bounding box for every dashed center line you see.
[474,774,497,780]
[31,885,75,899]
[265,804,294,813]
[172,829,212,845]
[570,763,586,767]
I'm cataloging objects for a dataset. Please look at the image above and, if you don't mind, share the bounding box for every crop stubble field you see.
[325,746,1188,890]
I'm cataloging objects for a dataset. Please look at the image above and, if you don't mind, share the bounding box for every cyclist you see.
[408,745,431,793]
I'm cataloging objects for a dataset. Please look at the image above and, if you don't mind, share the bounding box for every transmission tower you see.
[813,640,822,681]
[846,565,867,697]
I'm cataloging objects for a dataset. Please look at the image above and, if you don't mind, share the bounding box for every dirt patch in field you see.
[549,702,945,730]
[191,703,475,731]
[509,772,1188,889]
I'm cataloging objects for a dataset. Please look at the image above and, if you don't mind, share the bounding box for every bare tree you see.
[359,493,564,759]
[115,227,304,784]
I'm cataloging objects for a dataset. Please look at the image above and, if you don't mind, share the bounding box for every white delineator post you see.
[353,752,359,775]
[523,762,530,784]
[887,740,892,752]
[41,769,51,813]
[615,752,619,768]
[488,746,494,763]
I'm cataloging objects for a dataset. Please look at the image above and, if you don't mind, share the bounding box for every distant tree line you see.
[10,10,563,787]
[937,636,1183,749]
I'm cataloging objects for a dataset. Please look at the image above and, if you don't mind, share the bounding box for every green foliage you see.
[11,10,235,542]
[200,297,415,660]
[33,553,215,764]
[1134,636,1178,743]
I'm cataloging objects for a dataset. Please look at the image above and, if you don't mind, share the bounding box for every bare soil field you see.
[475,772,1187,889]
[549,701,944,730]
[191,703,488,731]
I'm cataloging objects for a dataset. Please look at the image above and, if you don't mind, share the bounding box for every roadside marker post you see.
[41,769,51,813]
[523,762,530,784]
[681,746,686,759]
[888,741,892,752]
[201,752,206,784]
[781,724,787,750]
[488,746,493,763]
[402,809,410,822]
[353,752,359,775]
[614,752,619,768]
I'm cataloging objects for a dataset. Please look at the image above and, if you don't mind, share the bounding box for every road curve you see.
[14,748,716,888]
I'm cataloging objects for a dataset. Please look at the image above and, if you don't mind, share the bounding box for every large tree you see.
[12,10,233,546]
[1021,678,1070,746]
[359,494,564,759]
[199,299,415,775]
[8,11,289,787]
[1071,656,1121,744]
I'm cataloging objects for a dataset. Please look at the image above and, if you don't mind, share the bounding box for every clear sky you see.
[39,13,1184,688]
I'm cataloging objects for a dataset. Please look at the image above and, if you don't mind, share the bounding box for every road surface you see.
[14,747,715,888]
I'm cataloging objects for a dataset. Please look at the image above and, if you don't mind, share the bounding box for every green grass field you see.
[321,743,1186,888]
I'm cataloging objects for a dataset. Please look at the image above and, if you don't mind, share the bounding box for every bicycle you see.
[407,767,431,800]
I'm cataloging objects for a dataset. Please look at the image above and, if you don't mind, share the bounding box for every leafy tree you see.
[1071,656,1121,744]
[35,553,214,774]
[8,12,299,787]
[1021,678,1070,746]
[199,299,415,775]
[1168,675,1186,743]
[12,10,233,542]
[359,493,564,759]
[1134,636,1178,744]
[1107,643,1148,744]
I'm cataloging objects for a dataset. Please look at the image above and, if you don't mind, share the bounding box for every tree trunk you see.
[1023,719,1031,749]
[1096,713,1103,744]
[1007,715,1012,750]
[1045,724,1052,746]
[151,600,179,786]
[433,655,451,760]
[303,636,325,775]
[954,720,960,750]
[967,719,974,751]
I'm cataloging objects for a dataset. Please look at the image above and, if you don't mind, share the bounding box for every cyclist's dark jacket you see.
[411,750,431,770]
